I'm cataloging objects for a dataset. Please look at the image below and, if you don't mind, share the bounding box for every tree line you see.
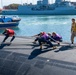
[3,4,21,9]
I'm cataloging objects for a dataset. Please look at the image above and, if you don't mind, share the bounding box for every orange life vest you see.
[72,23,76,32]
[7,29,14,36]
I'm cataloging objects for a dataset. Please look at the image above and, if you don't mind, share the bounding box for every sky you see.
[0,0,76,8]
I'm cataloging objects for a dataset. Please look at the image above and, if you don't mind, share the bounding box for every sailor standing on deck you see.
[1,28,15,44]
[71,18,76,44]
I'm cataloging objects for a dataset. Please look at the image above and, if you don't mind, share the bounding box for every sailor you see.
[51,32,62,42]
[71,18,76,44]
[2,28,15,44]
[33,32,43,44]
[38,32,58,50]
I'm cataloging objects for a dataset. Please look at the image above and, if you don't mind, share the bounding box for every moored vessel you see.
[0,16,21,28]
[2,0,76,15]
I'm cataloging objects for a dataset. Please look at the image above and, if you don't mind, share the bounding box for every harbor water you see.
[0,15,76,42]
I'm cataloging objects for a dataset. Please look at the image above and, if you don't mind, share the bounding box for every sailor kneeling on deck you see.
[35,32,60,50]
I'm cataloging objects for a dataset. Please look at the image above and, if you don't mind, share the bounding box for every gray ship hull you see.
[2,9,76,15]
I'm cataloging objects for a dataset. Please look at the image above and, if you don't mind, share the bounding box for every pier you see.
[0,35,76,75]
